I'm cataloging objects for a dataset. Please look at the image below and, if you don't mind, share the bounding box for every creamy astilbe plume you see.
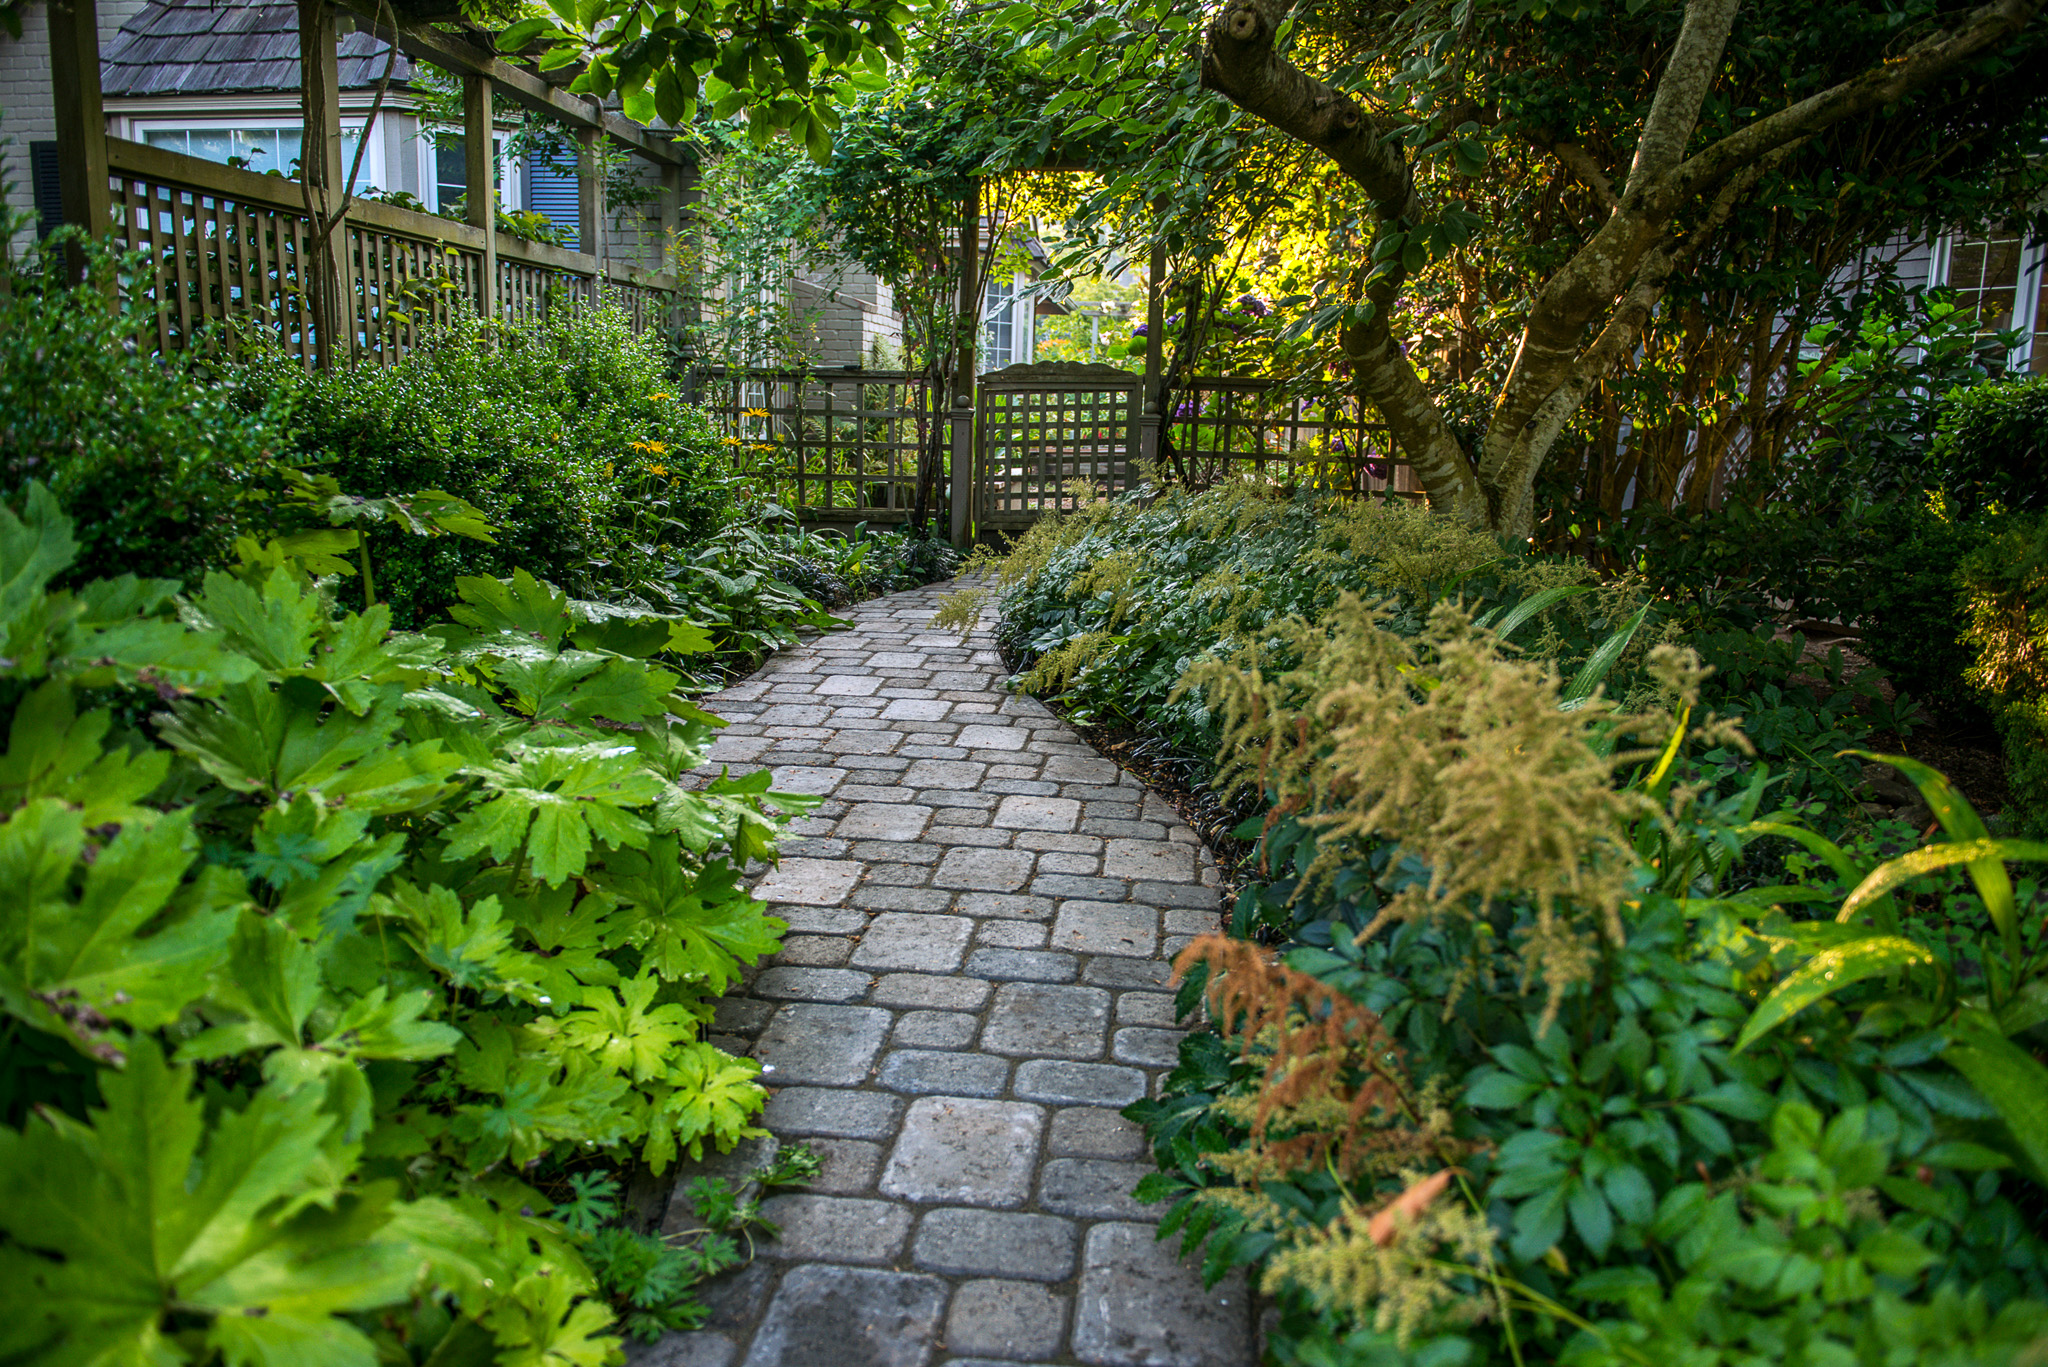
[1261,1170,1499,1346]
[1184,596,1660,1022]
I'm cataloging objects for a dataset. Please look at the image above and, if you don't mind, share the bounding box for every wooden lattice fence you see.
[104,138,681,367]
[696,366,937,522]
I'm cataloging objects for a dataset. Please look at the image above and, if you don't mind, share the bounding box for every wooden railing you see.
[105,137,681,366]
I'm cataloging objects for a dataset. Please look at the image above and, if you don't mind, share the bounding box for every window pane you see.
[1948,230,2031,363]
[437,138,468,207]
[232,128,284,170]
[144,129,188,154]
[189,129,233,163]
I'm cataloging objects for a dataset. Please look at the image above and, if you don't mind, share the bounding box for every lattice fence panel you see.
[699,368,934,520]
[977,363,1140,527]
[1168,379,1413,496]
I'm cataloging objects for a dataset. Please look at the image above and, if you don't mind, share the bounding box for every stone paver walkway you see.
[641,582,1251,1367]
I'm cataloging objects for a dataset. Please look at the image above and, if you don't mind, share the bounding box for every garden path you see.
[636,580,1253,1367]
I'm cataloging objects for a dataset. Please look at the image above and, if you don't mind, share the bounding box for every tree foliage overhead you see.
[988,0,2048,534]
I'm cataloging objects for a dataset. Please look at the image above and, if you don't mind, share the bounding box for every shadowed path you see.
[633,581,1253,1367]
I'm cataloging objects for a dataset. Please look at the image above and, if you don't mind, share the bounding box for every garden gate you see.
[974,362,1143,530]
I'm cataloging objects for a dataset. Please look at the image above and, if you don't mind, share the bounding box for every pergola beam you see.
[331,1,690,169]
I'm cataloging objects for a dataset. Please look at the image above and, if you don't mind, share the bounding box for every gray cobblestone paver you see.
[641,582,1246,1366]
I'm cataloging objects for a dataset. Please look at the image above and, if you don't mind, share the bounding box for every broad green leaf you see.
[195,566,325,675]
[0,1040,415,1365]
[496,15,555,49]
[1838,839,2048,924]
[448,570,573,649]
[1734,935,1940,1052]
[0,801,242,1046]
[157,681,410,801]
[385,883,534,998]
[446,743,664,885]
[594,841,782,992]
[180,915,322,1060]
[536,973,695,1083]
[491,1271,616,1367]
[0,482,78,627]
[1943,1011,2048,1184]
[0,680,170,825]
[642,1043,767,1170]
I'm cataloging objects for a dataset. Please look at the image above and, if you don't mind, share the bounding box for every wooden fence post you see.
[48,0,112,283]
[1135,236,1167,478]
[577,125,605,298]
[949,181,979,547]
[463,73,496,320]
[298,0,349,367]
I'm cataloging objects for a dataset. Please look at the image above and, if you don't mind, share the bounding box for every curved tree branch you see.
[1200,0,1414,211]
[1663,0,2044,210]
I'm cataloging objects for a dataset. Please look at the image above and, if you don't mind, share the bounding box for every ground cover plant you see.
[953,482,1909,828]
[0,485,821,1363]
[1133,609,2048,1362]
[961,477,2048,1362]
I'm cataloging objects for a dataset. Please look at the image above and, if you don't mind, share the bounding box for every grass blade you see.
[1560,604,1651,710]
[1492,585,1594,644]
[1737,822,1868,890]
[1734,935,1941,1053]
[1837,839,2048,925]
[1846,751,2015,953]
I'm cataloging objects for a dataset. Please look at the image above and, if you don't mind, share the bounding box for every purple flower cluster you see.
[1236,293,1270,318]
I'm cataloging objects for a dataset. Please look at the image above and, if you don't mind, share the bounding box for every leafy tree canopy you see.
[967,0,2048,533]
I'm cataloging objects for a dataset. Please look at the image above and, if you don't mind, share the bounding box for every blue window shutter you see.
[523,153,580,251]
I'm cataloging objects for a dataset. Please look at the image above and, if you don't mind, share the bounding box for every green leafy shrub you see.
[0,236,288,586]
[267,306,735,626]
[1934,376,2048,515]
[0,486,817,1363]
[952,485,1672,757]
[1962,516,2048,833]
[1129,598,2048,1365]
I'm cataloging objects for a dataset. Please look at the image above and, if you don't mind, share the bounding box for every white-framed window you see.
[1928,228,2048,373]
[984,276,1016,370]
[424,130,518,215]
[134,117,382,192]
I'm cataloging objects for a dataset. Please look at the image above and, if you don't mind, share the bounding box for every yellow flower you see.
[604,462,615,475]
[742,407,769,418]
[646,392,671,402]
[649,464,669,476]
[721,436,742,446]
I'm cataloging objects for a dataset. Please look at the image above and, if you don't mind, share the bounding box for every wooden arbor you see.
[44,0,692,368]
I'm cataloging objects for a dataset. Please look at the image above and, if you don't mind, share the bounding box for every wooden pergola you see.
[44,0,692,367]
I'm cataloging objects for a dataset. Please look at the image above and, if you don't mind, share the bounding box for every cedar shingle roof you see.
[101,0,417,97]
